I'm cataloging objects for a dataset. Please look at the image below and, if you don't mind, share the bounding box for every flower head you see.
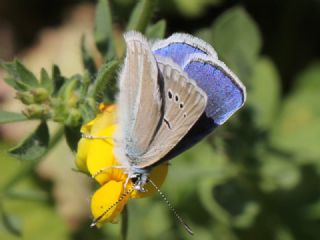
[76,104,168,226]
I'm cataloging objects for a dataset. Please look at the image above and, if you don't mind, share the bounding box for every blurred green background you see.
[0,0,320,239]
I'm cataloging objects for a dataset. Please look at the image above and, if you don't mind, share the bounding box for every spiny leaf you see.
[9,121,49,161]
[90,60,119,102]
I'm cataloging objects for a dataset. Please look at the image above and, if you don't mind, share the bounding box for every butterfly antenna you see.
[90,186,134,227]
[148,179,194,235]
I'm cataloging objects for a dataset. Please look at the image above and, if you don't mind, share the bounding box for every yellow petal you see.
[75,138,90,173]
[86,125,123,185]
[91,180,130,226]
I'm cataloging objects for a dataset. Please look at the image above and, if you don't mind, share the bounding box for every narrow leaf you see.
[1,211,22,236]
[90,60,119,102]
[40,68,53,94]
[81,35,97,77]
[52,65,65,96]
[9,121,49,161]
[0,111,28,123]
[94,0,116,59]
[126,0,156,33]
[1,60,38,90]
[146,19,166,39]
[64,125,82,152]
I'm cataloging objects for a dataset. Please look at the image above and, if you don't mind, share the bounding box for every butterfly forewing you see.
[136,56,207,168]
[115,32,162,165]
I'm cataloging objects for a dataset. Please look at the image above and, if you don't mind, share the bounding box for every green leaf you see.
[9,121,49,161]
[0,111,28,124]
[1,60,39,90]
[81,36,97,77]
[199,178,260,228]
[79,101,96,124]
[174,0,224,18]
[40,68,53,94]
[94,0,116,59]
[64,125,81,152]
[90,60,119,102]
[126,0,157,33]
[248,57,281,129]
[145,19,166,39]
[211,6,261,81]
[270,63,320,163]
[259,153,301,192]
[0,210,22,237]
[52,65,65,96]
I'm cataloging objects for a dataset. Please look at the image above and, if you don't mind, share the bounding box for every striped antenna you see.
[90,186,134,227]
[148,179,194,235]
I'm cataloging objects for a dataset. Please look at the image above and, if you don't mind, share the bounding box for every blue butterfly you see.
[113,31,246,190]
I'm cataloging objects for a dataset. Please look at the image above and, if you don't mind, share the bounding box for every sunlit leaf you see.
[211,6,261,81]
[94,0,116,59]
[126,0,156,32]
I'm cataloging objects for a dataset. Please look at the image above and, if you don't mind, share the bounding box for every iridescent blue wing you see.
[182,54,246,125]
[152,33,217,66]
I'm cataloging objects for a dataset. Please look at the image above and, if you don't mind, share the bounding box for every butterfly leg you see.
[91,165,125,179]
[81,133,114,140]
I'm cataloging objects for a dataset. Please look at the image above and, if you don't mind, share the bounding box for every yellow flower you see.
[76,104,168,226]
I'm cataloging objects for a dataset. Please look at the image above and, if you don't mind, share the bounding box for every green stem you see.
[121,205,129,240]
[1,126,64,193]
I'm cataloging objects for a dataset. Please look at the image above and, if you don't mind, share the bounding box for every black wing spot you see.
[179,102,184,109]
[183,113,187,118]
[168,89,173,100]
[175,94,179,102]
[164,118,172,129]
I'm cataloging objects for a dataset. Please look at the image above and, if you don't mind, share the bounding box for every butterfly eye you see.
[168,89,173,99]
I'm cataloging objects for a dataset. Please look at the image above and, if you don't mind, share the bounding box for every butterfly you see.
[114,31,246,191]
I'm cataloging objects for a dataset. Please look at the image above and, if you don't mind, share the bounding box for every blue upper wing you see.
[152,34,245,162]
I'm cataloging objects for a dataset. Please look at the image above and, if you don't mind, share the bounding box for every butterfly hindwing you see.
[115,32,162,166]
[182,54,246,125]
[136,56,207,168]
[152,33,217,66]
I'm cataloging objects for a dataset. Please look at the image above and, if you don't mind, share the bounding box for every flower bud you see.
[31,87,49,103]
[16,91,35,105]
